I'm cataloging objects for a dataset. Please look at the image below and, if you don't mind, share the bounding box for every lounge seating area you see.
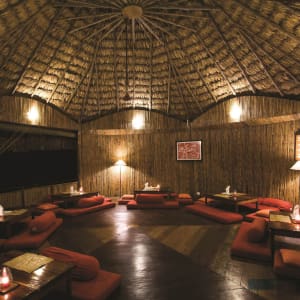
[40,246,121,300]
[2,211,63,250]
[36,195,116,217]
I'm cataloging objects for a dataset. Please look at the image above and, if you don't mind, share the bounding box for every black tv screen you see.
[0,123,78,192]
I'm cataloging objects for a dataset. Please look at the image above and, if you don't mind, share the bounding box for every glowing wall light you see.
[27,106,39,123]
[132,114,145,129]
[229,103,242,121]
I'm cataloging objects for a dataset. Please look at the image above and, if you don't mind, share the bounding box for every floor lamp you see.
[115,160,126,198]
[291,161,300,200]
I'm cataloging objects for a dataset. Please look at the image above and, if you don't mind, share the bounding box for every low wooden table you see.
[0,209,31,238]
[0,251,74,300]
[205,193,258,212]
[269,211,300,259]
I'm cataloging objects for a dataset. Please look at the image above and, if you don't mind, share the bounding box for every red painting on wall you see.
[176,141,202,161]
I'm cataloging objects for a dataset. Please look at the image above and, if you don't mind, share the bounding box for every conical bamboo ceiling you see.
[0,0,299,122]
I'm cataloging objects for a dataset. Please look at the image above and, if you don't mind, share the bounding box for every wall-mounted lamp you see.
[229,103,242,121]
[115,159,127,197]
[27,106,39,123]
[132,114,145,129]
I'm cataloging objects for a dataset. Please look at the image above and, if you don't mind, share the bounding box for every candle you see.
[1,267,12,288]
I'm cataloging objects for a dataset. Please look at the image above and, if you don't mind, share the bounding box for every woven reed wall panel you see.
[193,96,300,127]
[0,96,78,206]
[81,96,300,203]
[0,96,78,130]
[0,190,23,209]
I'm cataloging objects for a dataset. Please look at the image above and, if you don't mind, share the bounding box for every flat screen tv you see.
[0,122,78,192]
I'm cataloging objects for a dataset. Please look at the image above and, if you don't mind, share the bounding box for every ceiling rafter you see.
[12,9,62,94]
[164,39,192,119]
[214,1,300,64]
[239,28,300,84]
[80,41,99,121]
[176,36,218,103]
[207,12,256,94]
[113,31,120,111]
[0,2,49,45]
[232,0,300,43]
[216,4,300,79]
[0,18,35,74]
[63,42,98,112]
[47,38,86,104]
[144,14,197,33]
[69,13,121,34]
[193,32,237,96]
[149,38,153,110]
[31,20,76,97]
[241,31,284,96]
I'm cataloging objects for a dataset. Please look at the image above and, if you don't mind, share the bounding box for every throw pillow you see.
[29,211,56,233]
[41,246,100,281]
[77,196,104,208]
[247,218,267,243]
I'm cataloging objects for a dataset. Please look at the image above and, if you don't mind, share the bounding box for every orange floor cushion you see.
[274,249,300,279]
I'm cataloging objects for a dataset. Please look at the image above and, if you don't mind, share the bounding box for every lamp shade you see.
[290,161,300,171]
[115,159,126,167]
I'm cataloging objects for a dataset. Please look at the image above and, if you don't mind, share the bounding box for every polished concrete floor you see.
[45,204,300,300]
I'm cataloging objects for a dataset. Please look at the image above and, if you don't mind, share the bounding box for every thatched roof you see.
[0,0,299,123]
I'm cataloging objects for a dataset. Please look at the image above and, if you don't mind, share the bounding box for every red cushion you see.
[41,246,100,281]
[77,196,104,208]
[29,211,56,233]
[136,194,164,204]
[178,193,192,199]
[247,218,267,243]
[258,198,292,211]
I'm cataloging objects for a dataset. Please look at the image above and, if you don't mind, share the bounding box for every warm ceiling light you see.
[132,115,144,129]
[27,107,39,123]
[229,103,242,121]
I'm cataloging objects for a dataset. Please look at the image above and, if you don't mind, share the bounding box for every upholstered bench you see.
[41,246,121,300]
[230,218,271,262]
[56,198,115,217]
[185,202,243,224]
[127,194,179,209]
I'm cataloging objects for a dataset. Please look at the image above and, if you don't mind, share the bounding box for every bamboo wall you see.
[81,96,300,204]
[0,95,300,208]
[0,96,78,208]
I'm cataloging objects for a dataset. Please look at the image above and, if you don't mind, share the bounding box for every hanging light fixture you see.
[123,18,131,101]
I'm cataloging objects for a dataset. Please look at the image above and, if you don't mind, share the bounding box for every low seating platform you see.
[185,202,243,224]
[56,198,115,217]
[126,193,179,209]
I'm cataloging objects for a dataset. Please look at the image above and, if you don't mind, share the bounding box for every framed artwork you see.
[176,140,202,161]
